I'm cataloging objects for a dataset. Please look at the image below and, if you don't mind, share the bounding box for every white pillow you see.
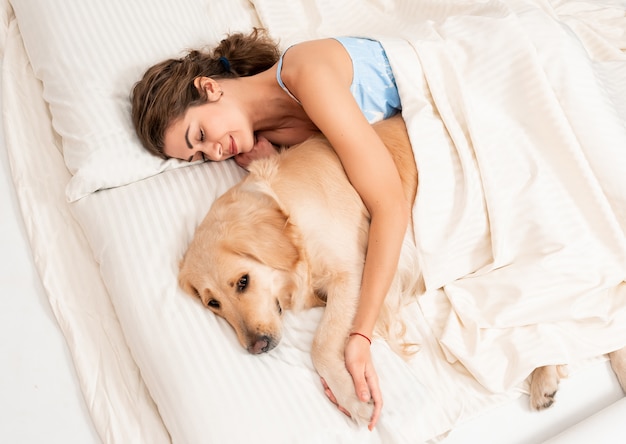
[11,0,260,202]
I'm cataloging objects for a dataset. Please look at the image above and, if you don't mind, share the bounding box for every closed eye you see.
[207,299,221,309]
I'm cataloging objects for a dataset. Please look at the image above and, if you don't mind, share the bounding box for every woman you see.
[131,28,410,431]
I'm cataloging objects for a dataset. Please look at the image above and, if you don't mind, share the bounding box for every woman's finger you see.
[320,377,351,418]
[365,364,382,430]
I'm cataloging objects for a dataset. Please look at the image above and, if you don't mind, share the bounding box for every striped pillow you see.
[10,0,260,202]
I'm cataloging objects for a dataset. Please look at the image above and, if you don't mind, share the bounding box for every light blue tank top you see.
[276,37,401,123]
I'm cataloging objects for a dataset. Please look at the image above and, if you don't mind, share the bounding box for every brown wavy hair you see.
[131,28,280,158]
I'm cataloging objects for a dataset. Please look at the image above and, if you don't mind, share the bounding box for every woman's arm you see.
[317,98,410,431]
[283,39,411,430]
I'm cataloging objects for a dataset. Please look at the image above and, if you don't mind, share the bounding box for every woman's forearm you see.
[350,203,410,337]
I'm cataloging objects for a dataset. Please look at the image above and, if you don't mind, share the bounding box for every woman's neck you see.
[233,66,319,146]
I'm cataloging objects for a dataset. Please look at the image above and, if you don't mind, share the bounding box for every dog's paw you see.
[529,365,567,410]
[319,365,374,425]
[340,393,375,426]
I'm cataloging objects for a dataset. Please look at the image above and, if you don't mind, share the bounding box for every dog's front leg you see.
[311,274,374,425]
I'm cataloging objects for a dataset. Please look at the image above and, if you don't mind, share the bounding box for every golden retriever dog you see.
[178,115,626,422]
[179,116,418,423]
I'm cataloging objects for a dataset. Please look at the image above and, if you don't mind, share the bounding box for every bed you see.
[2,0,626,443]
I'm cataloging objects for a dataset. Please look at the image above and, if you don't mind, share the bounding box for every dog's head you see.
[179,179,313,354]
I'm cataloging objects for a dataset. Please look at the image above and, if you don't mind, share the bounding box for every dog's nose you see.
[248,335,275,354]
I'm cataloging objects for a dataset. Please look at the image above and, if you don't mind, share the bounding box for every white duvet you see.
[383,1,626,391]
[259,0,626,390]
[3,0,626,443]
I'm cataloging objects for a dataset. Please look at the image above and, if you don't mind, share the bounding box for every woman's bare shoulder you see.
[281,38,353,91]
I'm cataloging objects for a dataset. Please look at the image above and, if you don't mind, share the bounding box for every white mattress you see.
[2,0,626,443]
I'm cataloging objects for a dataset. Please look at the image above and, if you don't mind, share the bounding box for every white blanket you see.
[258,0,626,391]
[394,0,626,391]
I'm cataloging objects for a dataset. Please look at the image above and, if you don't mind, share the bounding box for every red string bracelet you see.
[349,332,372,345]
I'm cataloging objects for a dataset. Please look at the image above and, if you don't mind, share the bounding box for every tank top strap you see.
[276,49,302,105]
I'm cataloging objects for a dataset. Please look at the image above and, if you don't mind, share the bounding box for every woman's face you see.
[163,100,254,163]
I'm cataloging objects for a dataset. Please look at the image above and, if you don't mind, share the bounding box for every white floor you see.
[0,101,100,443]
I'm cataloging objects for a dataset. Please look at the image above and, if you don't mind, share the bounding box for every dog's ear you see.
[178,246,197,294]
[177,263,196,298]
[225,191,304,272]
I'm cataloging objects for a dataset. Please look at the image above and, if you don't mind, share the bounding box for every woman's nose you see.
[214,142,223,158]
[208,140,225,160]
[194,142,221,162]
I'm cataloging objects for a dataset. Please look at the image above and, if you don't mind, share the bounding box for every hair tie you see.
[218,56,231,72]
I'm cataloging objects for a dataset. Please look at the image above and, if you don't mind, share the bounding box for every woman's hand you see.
[321,334,382,431]
[234,134,278,169]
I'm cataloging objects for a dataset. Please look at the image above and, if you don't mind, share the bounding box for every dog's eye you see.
[276,299,283,315]
[237,274,249,293]
[207,299,221,309]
